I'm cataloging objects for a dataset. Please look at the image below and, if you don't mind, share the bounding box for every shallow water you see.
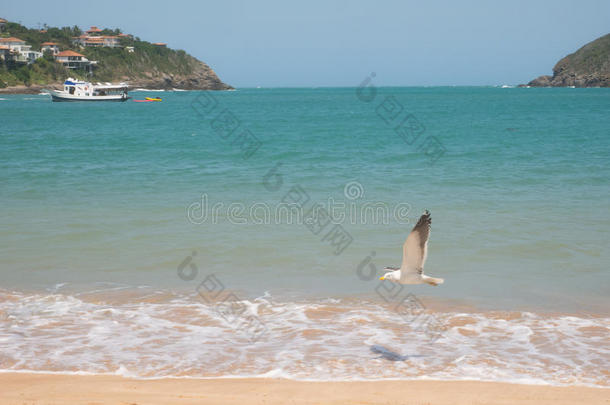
[0,87,609,384]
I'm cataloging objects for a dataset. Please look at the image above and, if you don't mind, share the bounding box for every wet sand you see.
[1,373,607,405]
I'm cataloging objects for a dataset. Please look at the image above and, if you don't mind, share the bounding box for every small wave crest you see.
[132,88,165,92]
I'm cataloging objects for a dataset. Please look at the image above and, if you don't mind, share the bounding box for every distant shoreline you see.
[0,85,51,94]
[0,83,232,94]
[4,84,610,94]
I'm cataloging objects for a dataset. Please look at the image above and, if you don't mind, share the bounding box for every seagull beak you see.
[379,275,385,280]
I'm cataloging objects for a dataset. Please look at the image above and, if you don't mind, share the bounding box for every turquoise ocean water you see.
[0,88,609,384]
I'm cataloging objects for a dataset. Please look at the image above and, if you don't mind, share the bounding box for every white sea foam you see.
[0,289,607,387]
[132,88,166,92]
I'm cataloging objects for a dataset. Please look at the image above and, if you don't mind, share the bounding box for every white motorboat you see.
[48,78,130,102]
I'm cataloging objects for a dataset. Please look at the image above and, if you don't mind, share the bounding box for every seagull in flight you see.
[379,210,444,286]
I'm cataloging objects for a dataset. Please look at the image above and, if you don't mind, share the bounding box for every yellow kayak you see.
[145,97,162,101]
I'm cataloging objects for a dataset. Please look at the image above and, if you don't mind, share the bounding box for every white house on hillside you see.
[0,37,25,47]
[102,36,120,47]
[71,27,123,48]
[0,37,42,64]
[55,50,97,70]
[86,26,103,35]
[72,34,121,48]
[0,45,14,61]
[41,42,60,55]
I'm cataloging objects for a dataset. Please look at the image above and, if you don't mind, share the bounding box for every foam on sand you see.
[0,288,607,386]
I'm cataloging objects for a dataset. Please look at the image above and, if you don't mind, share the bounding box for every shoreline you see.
[0,82,232,94]
[0,86,231,94]
[0,373,607,405]
[0,84,52,94]
[4,84,610,94]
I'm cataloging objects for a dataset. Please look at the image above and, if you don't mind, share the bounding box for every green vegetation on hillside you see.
[527,33,610,87]
[82,45,195,82]
[0,21,202,88]
[3,22,83,52]
[554,33,610,76]
[0,55,66,87]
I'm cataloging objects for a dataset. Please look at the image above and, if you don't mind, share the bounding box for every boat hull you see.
[50,91,129,102]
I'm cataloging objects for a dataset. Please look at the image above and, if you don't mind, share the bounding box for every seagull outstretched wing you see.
[401,210,431,279]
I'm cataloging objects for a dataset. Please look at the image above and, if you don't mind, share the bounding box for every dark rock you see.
[521,33,610,87]
[528,75,552,87]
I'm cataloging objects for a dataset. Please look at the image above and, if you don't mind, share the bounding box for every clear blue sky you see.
[3,0,610,87]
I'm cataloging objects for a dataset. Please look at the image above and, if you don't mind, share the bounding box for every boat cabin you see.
[61,78,128,98]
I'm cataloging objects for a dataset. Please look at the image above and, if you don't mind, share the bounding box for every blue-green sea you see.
[0,87,609,384]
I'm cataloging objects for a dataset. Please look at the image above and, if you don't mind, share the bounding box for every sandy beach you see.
[0,373,607,405]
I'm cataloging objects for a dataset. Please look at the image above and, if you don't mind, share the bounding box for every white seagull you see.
[379,210,444,286]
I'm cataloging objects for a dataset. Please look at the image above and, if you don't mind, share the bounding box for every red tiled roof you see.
[152,42,166,46]
[0,37,25,43]
[0,45,10,50]
[87,26,102,32]
[0,18,7,23]
[56,50,84,57]
[41,42,58,46]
